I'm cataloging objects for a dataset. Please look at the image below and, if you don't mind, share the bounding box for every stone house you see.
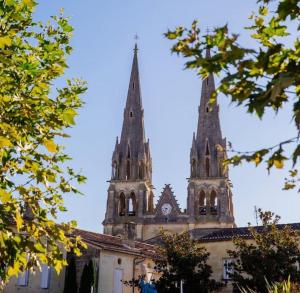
[3,228,157,293]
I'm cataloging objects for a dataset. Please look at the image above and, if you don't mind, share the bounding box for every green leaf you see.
[34,242,45,252]
[62,109,77,125]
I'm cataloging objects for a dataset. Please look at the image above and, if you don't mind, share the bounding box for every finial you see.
[134,34,139,53]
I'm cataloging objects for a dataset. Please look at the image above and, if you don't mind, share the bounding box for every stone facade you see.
[103,45,235,241]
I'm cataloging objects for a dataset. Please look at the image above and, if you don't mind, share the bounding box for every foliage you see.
[227,210,300,293]
[153,230,223,293]
[165,0,300,190]
[240,277,300,293]
[0,0,87,284]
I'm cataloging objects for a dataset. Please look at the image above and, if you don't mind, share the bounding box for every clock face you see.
[161,203,172,216]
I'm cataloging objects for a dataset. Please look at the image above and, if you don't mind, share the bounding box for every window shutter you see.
[40,264,51,289]
[17,270,29,286]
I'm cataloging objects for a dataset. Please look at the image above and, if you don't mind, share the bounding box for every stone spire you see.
[190,48,227,179]
[111,44,152,181]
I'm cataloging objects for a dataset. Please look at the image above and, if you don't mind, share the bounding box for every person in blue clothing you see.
[139,278,157,293]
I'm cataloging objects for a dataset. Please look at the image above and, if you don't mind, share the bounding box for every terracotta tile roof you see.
[193,223,300,242]
[72,229,157,258]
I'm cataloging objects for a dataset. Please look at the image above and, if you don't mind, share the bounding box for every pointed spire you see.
[190,47,226,178]
[112,44,152,181]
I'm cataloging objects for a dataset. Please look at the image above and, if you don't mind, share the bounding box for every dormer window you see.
[130,111,133,117]
[132,82,135,90]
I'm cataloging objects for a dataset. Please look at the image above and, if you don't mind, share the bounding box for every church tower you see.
[187,49,235,228]
[103,44,154,240]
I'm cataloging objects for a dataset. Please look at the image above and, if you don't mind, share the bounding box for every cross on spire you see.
[134,34,139,52]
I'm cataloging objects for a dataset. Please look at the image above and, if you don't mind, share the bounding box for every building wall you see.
[3,248,154,293]
[202,240,236,293]
[142,223,189,240]
[3,267,66,293]
[98,250,155,293]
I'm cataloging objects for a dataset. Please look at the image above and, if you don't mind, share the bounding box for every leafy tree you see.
[153,230,222,293]
[227,210,300,293]
[0,0,87,284]
[165,0,300,190]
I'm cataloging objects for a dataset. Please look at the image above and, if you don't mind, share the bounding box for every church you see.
[6,44,300,293]
[103,44,235,241]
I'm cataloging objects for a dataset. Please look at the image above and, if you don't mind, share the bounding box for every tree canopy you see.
[165,0,300,190]
[153,230,222,293]
[0,0,86,284]
[228,210,300,292]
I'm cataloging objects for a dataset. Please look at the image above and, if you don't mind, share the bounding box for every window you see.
[40,264,51,289]
[210,190,218,215]
[118,193,126,216]
[199,190,207,215]
[128,192,136,216]
[223,259,234,280]
[130,111,133,117]
[132,82,135,90]
[17,270,29,286]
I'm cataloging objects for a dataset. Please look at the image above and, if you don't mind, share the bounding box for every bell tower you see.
[187,49,235,229]
[103,44,154,240]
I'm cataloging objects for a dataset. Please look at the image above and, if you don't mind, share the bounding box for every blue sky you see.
[35,0,299,232]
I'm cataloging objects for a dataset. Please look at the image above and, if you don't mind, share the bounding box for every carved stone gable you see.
[154,184,181,218]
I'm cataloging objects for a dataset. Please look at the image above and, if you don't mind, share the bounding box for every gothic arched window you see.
[128,192,136,216]
[118,193,126,216]
[210,190,218,215]
[199,190,207,215]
